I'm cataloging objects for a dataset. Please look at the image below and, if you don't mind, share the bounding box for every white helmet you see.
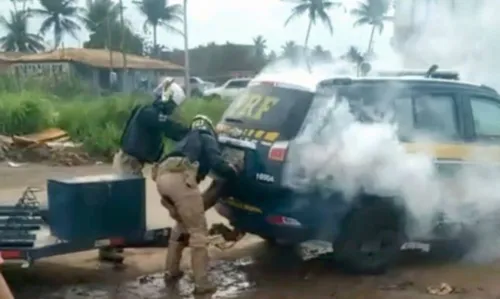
[154,77,186,106]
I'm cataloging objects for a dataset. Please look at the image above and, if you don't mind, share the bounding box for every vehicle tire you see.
[333,199,404,275]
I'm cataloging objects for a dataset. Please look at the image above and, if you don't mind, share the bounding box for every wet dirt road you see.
[1,163,500,299]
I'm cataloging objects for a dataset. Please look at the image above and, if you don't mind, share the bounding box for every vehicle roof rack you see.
[376,65,460,80]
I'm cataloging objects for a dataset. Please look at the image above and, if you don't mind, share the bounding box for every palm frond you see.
[318,9,333,34]
[284,3,309,26]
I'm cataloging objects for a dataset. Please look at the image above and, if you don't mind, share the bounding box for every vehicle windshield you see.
[220,82,314,139]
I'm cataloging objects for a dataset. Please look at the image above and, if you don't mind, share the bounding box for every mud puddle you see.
[12,248,500,299]
[13,245,319,299]
[15,258,258,299]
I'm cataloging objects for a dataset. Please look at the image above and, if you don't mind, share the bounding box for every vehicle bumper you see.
[215,201,311,243]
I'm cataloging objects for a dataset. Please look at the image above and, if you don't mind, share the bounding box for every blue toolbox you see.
[47,174,146,241]
[0,175,170,267]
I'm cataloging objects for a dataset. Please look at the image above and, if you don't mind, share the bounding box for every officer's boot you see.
[164,240,185,282]
[191,247,216,294]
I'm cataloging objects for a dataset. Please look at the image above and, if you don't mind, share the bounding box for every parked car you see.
[188,76,215,97]
[203,78,251,100]
[213,66,498,274]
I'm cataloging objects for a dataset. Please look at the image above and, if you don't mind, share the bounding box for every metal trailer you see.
[0,186,171,267]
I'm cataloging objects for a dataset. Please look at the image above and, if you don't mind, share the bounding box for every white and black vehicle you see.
[203,78,251,100]
[188,77,215,97]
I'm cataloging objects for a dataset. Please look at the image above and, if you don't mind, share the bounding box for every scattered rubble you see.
[426,283,455,295]
[0,128,95,166]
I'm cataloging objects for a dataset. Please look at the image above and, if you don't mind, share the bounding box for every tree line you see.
[0,0,393,73]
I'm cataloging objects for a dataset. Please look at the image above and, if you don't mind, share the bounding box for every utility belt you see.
[153,156,199,181]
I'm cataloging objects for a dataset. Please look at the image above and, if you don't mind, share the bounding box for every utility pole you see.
[183,0,191,98]
[119,0,127,92]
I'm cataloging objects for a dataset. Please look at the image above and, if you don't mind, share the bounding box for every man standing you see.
[112,77,189,175]
[100,77,190,262]
[154,114,239,294]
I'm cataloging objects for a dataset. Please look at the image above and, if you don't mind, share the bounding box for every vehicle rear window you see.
[221,83,314,139]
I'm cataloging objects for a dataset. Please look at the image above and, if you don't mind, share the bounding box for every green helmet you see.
[191,114,215,134]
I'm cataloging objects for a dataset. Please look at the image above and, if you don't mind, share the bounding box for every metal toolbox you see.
[47,174,146,241]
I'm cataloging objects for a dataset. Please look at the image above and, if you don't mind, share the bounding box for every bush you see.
[0,90,230,159]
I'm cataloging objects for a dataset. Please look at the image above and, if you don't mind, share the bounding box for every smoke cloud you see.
[255,0,500,262]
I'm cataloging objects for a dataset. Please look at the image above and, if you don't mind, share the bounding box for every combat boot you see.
[164,241,185,282]
[191,247,217,294]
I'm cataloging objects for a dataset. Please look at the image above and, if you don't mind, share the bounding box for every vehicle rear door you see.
[217,81,314,192]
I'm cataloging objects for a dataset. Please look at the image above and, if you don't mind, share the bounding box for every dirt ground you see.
[1,162,500,299]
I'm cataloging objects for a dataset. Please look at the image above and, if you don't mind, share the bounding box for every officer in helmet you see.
[155,114,239,295]
[113,77,189,175]
[100,77,189,262]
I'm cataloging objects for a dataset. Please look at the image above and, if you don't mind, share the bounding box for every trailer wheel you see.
[334,201,404,275]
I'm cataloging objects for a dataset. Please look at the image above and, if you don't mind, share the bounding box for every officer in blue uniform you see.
[100,77,189,262]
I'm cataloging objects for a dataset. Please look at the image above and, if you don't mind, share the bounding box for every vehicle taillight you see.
[1,250,21,259]
[267,215,302,227]
[268,141,288,162]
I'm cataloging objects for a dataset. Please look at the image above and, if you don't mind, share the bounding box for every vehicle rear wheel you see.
[333,201,404,275]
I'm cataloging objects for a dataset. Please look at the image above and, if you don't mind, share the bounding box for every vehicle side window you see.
[413,94,458,138]
[392,96,414,138]
[226,80,249,88]
[189,78,198,84]
[470,97,500,137]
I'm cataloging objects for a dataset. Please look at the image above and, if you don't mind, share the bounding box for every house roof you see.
[0,52,26,61]
[7,48,184,70]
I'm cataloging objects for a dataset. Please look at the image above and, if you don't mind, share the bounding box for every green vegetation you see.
[0,75,229,159]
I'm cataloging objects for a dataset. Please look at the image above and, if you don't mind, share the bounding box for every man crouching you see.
[154,114,240,294]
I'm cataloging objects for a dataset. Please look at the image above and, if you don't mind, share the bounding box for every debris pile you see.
[0,128,94,166]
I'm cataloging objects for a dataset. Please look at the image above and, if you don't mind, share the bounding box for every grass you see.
[0,76,230,159]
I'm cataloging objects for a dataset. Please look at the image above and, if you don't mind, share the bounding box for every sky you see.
[2,0,394,57]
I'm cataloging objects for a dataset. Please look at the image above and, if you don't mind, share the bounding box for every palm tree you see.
[342,46,366,75]
[253,35,267,58]
[0,10,45,52]
[134,0,183,56]
[312,44,324,55]
[29,0,85,49]
[351,0,392,55]
[283,0,341,48]
[281,40,298,58]
[83,0,120,32]
[83,0,119,75]
[10,0,33,13]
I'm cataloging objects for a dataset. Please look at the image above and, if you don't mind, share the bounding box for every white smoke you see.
[255,0,500,262]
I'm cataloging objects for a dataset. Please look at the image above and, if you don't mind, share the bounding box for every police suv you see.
[214,65,500,274]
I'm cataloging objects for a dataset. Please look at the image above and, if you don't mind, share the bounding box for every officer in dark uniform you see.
[100,77,189,262]
[155,114,239,295]
[113,77,189,175]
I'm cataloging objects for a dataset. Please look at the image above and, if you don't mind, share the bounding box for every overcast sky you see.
[3,0,394,56]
